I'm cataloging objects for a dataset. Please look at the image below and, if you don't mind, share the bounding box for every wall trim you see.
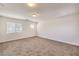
[1,35,79,47]
[0,36,37,44]
[38,35,79,46]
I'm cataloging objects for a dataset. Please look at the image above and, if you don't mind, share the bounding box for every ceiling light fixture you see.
[32,14,37,17]
[32,12,39,17]
[27,3,36,7]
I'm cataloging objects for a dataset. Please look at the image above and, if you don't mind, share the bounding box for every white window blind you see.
[7,22,23,33]
[15,23,23,32]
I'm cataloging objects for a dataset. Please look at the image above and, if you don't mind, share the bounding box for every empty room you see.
[0,3,79,56]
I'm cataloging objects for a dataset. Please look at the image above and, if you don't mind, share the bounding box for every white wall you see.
[0,16,37,43]
[38,13,79,46]
[0,13,79,46]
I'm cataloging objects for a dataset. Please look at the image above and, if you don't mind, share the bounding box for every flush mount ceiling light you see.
[27,3,36,7]
[32,12,39,17]
[32,14,37,17]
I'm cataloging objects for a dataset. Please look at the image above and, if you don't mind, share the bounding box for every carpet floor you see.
[0,36,79,56]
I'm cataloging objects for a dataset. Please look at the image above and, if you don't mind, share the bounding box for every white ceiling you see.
[0,3,79,22]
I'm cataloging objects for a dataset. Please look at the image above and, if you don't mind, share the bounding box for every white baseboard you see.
[0,35,36,43]
[38,35,79,46]
[1,35,79,46]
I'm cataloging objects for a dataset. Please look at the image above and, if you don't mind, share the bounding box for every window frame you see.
[6,22,23,34]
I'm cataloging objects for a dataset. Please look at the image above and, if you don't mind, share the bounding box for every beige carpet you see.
[0,36,79,56]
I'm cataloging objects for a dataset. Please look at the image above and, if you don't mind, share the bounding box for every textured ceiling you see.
[0,3,79,22]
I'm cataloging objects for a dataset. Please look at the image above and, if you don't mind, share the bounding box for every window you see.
[7,22,23,33]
